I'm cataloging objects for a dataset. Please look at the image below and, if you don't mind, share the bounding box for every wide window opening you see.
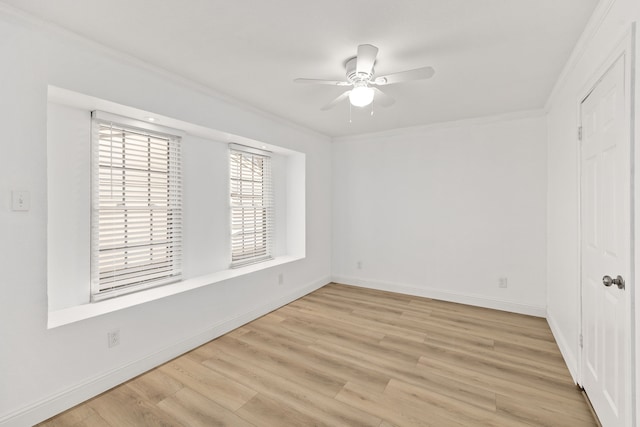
[47,88,306,326]
[229,145,274,267]
[91,112,182,300]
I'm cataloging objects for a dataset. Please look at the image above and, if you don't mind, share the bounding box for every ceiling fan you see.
[294,44,435,111]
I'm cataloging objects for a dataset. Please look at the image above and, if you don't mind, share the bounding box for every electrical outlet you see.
[498,277,508,288]
[357,261,362,270]
[278,273,284,285]
[107,329,120,348]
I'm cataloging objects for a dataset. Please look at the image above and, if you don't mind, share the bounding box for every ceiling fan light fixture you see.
[349,85,374,107]
[294,44,433,111]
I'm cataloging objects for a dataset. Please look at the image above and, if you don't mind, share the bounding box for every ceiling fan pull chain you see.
[349,102,352,123]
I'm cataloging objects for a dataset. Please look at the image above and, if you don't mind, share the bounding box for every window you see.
[91,112,182,300]
[229,144,273,267]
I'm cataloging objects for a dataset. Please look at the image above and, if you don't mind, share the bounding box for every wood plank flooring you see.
[38,283,597,426]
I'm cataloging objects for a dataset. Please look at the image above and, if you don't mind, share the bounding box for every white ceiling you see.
[4,0,598,137]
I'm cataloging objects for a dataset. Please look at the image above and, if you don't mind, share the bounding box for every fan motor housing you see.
[345,57,373,83]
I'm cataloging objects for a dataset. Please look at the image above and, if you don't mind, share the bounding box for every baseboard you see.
[0,276,329,427]
[332,276,546,317]
[546,311,580,384]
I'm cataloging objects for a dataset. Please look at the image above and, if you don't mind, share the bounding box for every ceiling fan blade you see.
[294,78,350,86]
[320,90,351,111]
[356,44,378,76]
[374,66,435,85]
[321,90,351,111]
[372,87,395,107]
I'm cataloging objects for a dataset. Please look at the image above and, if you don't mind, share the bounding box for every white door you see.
[580,54,631,427]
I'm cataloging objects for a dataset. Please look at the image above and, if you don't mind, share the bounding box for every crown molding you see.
[544,0,618,111]
[332,108,545,143]
[0,2,330,142]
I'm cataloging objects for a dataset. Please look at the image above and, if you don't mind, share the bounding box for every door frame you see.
[576,24,636,425]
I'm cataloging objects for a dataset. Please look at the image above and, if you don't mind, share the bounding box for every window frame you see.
[90,111,183,301]
[229,144,274,268]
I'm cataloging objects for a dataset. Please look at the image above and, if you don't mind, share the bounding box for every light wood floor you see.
[38,283,597,426]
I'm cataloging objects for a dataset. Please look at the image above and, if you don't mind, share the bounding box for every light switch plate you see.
[12,191,30,211]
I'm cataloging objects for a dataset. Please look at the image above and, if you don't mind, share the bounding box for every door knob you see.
[602,275,625,290]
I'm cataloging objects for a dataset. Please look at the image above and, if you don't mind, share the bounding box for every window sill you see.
[47,255,304,329]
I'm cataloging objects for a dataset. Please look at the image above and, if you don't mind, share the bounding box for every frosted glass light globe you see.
[349,86,374,107]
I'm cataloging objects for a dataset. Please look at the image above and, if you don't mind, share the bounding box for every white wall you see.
[545,0,639,402]
[0,9,331,426]
[332,113,548,315]
[47,103,92,308]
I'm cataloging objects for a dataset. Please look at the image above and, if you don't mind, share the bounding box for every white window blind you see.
[91,112,182,300]
[229,145,273,267]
